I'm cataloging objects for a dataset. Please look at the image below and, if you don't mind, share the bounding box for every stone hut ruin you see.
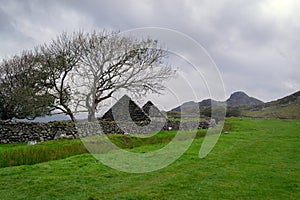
[101,95,150,123]
[142,101,166,120]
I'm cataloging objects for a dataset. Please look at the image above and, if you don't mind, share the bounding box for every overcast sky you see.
[0,0,299,112]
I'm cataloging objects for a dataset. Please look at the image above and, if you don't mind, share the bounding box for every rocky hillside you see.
[243,90,300,119]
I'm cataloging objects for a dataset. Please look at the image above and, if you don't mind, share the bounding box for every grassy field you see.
[0,139,87,168]
[0,118,299,199]
[0,130,208,168]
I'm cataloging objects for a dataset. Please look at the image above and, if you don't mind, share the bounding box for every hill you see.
[243,90,300,119]
[170,101,198,113]
[167,100,200,118]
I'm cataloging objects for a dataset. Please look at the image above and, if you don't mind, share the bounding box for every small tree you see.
[72,31,175,121]
[0,51,54,120]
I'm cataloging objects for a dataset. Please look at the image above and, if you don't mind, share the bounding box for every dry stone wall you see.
[0,120,76,144]
[0,119,216,144]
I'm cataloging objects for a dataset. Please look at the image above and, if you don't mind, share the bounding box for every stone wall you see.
[95,119,215,134]
[0,119,216,144]
[0,120,76,144]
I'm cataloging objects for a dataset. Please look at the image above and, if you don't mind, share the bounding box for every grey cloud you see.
[0,0,299,105]
[0,6,35,57]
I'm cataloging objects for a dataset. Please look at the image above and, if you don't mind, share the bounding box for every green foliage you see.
[0,51,54,120]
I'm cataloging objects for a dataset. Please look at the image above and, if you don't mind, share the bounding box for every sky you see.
[0,0,299,113]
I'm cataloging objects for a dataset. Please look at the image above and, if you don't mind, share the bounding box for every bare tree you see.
[6,30,175,122]
[38,32,83,122]
[0,51,54,120]
[72,31,175,121]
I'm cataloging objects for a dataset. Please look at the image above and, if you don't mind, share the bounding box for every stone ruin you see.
[102,95,150,124]
[142,101,166,120]
[100,95,151,134]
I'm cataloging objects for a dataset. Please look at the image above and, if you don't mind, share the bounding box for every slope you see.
[243,90,300,119]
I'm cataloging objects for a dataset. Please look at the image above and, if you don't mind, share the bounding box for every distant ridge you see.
[169,91,263,114]
[170,101,198,113]
[167,90,300,119]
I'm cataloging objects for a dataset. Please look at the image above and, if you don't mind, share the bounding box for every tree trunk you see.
[88,107,96,122]
[69,112,76,123]
[64,107,76,122]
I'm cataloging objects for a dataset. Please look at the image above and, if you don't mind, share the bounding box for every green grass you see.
[0,130,208,168]
[0,118,299,199]
[0,139,88,168]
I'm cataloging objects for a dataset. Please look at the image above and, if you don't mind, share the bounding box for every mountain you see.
[167,91,300,119]
[169,91,262,114]
[199,99,213,107]
[227,91,263,106]
[243,90,300,119]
